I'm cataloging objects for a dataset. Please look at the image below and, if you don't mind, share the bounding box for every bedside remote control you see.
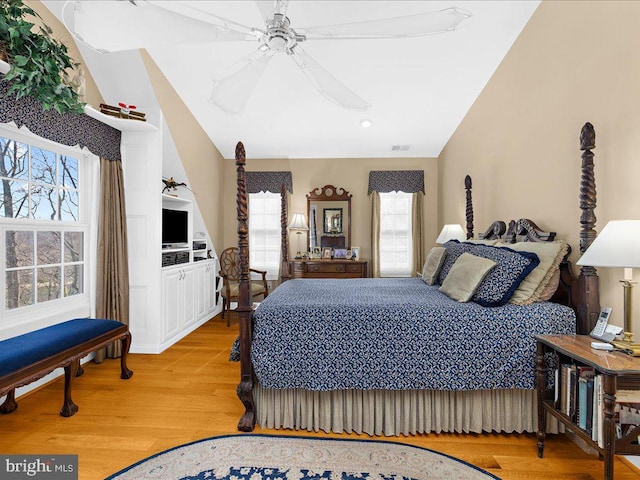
[591,341,614,351]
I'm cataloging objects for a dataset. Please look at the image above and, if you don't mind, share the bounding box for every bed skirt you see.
[255,384,562,436]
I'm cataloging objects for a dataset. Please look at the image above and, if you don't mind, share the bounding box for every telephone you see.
[590,306,622,342]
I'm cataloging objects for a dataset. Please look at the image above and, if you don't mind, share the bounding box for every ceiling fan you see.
[62,1,472,114]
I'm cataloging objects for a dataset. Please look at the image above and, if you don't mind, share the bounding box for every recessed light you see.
[360,119,372,128]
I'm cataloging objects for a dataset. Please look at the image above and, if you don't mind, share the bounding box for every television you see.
[162,208,188,247]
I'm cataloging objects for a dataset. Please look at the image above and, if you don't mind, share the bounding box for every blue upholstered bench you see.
[0,319,133,417]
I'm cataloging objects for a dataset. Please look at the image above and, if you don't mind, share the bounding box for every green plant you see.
[0,0,85,114]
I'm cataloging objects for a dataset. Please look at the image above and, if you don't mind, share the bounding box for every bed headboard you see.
[461,123,600,334]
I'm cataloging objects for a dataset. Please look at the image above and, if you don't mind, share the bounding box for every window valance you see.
[246,171,293,194]
[0,79,122,161]
[368,170,425,194]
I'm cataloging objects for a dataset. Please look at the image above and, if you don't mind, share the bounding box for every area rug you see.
[106,434,501,480]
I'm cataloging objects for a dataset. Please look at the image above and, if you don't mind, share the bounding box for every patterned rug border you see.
[105,433,502,480]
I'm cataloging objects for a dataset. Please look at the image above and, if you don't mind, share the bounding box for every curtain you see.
[412,192,425,275]
[370,192,381,278]
[94,157,129,361]
[368,171,424,278]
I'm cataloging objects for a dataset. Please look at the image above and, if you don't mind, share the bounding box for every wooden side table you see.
[536,334,640,480]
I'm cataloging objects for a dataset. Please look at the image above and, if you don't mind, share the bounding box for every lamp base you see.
[611,339,640,356]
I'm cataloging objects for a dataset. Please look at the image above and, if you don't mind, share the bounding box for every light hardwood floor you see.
[1,313,639,480]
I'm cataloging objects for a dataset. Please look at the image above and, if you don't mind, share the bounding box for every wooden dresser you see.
[290,259,368,279]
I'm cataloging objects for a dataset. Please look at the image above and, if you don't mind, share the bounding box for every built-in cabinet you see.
[121,110,222,353]
[162,265,196,341]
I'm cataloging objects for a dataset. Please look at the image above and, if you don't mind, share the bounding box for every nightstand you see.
[536,334,640,480]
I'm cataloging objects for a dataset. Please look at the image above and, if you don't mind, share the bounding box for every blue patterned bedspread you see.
[247,278,575,391]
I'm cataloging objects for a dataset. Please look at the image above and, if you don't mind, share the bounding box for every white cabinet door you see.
[204,261,217,315]
[196,260,217,321]
[182,265,196,328]
[196,262,208,320]
[162,267,182,341]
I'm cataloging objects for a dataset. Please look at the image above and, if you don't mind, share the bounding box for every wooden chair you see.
[219,247,269,326]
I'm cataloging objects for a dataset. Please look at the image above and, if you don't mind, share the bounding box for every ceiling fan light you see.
[360,119,372,128]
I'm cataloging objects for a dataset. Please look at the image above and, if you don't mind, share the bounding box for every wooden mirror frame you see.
[307,185,352,250]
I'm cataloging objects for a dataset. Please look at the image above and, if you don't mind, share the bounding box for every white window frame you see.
[248,191,281,281]
[0,125,96,336]
[379,191,413,277]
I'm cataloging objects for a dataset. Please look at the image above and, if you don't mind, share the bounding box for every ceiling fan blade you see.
[62,1,253,53]
[298,7,471,40]
[210,51,274,115]
[255,1,290,24]
[290,46,371,111]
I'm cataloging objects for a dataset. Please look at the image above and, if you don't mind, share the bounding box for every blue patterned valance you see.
[246,171,293,194]
[0,79,122,161]
[368,170,424,194]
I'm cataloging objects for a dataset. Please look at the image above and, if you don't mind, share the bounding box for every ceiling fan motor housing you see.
[263,13,305,53]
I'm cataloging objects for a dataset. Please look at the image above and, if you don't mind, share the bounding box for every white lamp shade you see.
[436,224,466,244]
[288,213,309,231]
[576,220,640,268]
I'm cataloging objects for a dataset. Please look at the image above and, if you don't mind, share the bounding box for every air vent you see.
[391,145,411,151]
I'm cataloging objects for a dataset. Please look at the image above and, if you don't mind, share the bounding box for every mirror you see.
[307,185,351,251]
[323,208,343,234]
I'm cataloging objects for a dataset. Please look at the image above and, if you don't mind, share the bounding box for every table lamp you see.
[436,224,466,244]
[288,213,309,259]
[576,220,640,343]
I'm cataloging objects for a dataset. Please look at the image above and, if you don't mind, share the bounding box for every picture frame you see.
[322,247,332,259]
[345,249,353,260]
[351,246,360,260]
[334,248,347,259]
[311,246,322,259]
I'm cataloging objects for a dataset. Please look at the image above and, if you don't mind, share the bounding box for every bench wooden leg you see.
[120,332,134,380]
[61,360,79,417]
[0,389,18,414]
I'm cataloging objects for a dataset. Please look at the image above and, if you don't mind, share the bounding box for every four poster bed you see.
[233,123,601,436]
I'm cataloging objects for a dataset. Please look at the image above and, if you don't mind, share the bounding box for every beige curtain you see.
[370,191,380,278]
[411,191,425,276]
[94,158,130,362]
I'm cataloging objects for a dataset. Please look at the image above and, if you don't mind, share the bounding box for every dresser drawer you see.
[308,263,346,273]
[346,264,363,274]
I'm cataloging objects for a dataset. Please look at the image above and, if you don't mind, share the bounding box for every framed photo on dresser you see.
[322,247,332,259]
[351,246,360,260]
[334,248,347,259]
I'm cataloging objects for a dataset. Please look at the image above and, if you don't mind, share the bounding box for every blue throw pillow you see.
[468,244,540,307]
[437,240,474,285]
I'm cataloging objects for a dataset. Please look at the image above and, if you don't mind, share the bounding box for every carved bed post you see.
[280,183,291,283]
[465,175,474,239]
[235,142,256,431]
[576,122,601,334]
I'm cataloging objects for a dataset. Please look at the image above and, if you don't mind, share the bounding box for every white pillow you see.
[495,241,568,304]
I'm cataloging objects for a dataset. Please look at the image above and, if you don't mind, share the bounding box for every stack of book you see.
[555,364,640,447]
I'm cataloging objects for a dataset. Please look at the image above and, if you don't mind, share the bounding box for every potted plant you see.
[0,0,85,113]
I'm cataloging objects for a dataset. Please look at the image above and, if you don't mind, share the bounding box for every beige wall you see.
[222,157,438,264]
[439,1,640,328]
[140,51,225,254]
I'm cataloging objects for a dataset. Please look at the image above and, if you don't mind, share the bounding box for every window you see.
[379,191,413,277]
[0,128,89,320]
[248,191,281,280]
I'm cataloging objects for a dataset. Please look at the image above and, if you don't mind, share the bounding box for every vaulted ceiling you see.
[44,1,540,159]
